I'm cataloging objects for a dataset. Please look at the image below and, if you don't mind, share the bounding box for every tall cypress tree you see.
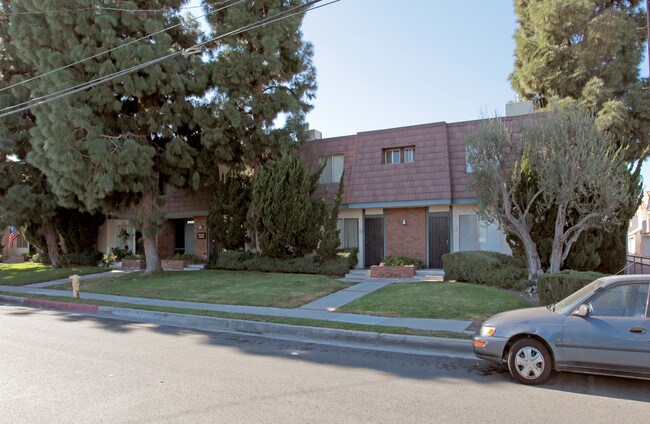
[207,169,252,251]
[5,1,208,273]
[509,0,648,272]
[251,153,324,258]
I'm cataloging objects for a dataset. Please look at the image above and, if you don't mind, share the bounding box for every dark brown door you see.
[428,214,450,268]
[364,217,384,267]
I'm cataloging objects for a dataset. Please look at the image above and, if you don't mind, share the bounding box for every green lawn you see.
[338,281,534,321]
[47,270,351,309]
[0,291,471,339]
[0,262,107,286]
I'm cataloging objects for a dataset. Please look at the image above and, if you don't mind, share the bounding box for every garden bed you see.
[370,265,416,278]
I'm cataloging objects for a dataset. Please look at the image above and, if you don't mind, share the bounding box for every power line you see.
[0,3,204,16]
[0,0,339,120]
[0,0,243,96]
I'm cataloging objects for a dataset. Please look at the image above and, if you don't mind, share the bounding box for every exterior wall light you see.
[402,219,407,225]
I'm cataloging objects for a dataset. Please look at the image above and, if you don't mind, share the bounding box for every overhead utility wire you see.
[0,0,243,95]
[0,0,338,120]
[0,4,204,15]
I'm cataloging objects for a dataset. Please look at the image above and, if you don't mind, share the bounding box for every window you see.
[465,146,473,173]
[588,283,649,317]
[383,146,414,164]
[404,148,414,163]
[337,218,359,249]
[320,155,344,183]
[385,149,400,164]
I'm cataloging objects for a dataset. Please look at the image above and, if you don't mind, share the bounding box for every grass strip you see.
[0,291,472,340]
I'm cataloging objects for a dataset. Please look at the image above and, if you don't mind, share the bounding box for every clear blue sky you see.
[301,0,519,138]
[190,0,650,189]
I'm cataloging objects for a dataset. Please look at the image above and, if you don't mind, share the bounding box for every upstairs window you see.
[321,154,344,183]
[383,146,414,164]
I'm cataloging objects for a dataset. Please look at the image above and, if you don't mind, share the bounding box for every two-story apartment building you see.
[299,116,526,268]
[628,191,650,257]
[97,111,530,269]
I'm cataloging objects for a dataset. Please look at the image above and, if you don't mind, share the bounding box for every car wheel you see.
[507,338,552,385]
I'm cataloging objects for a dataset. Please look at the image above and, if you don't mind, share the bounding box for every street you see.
[1,304,648,423]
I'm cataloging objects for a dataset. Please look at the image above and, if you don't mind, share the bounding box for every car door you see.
[560,282,650,374]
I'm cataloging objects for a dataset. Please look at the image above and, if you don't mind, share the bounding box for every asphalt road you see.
[1,304,649,424]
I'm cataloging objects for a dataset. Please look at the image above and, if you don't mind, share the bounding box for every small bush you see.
[537,270,608,305]
[33,252,51,265]
[442,251,526,289]
[123,254,145,260]
[169,253,201,263]
[338,248,358,269]
[382,255,424,267]
[111,246,132,260]
[206,251,349,276]
[59,251,103,266]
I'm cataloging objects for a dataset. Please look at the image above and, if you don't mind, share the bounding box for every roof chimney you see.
[308,129,322,141]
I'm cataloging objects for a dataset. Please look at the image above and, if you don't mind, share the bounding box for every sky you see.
[189,0,650,189]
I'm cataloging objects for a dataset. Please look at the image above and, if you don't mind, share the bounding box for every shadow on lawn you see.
[3,303,650,403]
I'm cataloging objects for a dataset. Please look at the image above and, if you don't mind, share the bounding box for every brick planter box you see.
[121,259,145,269]
[370,265,416,279]
[161,259,187,271]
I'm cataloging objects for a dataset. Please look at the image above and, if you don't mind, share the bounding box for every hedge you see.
[442,251,527,289]
[206,251,351,276]
[537,270,608,305]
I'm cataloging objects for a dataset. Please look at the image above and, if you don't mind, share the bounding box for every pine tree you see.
[207,170,252,251]
[316,171,344,261]
[5,0,208,273]
[509,0,648,272]
[251,153,324,258]
[0,3,62,266]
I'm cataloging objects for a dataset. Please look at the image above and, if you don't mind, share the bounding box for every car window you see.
[555,279,604,314]
[588,283,649,318]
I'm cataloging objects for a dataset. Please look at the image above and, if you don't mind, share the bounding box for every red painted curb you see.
[23,298,100,314]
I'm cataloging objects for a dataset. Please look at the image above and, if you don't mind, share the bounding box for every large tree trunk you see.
[143,234,161,275]
[140,191,162,275]
[41,216,61,268]
[521,232,542,280]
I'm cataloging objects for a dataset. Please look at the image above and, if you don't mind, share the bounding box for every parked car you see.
[473,275,650,384]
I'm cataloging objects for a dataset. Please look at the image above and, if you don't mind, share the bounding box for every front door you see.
[428,214,450,268]
[364,217,384,267]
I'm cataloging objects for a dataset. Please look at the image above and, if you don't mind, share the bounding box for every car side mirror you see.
[571,304,590,318]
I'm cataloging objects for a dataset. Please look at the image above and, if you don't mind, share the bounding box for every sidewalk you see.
[0,271,476,335]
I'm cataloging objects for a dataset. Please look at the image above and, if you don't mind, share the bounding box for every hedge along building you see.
[300,104,533,269]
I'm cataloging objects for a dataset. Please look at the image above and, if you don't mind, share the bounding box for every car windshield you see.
[553,279,605,314]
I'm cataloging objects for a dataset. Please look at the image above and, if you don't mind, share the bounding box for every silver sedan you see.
[473,275,650,384]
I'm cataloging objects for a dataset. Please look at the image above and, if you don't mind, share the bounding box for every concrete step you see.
[416,269,444,277]
[185,264,205,271]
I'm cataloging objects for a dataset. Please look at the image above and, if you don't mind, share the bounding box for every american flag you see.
[7,227,20,248]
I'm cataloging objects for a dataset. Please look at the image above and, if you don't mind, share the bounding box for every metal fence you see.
[626,255,650,275]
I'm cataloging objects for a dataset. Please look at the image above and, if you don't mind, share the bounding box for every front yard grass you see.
[0,262,107,286]
[47,270,351,309]
[338,281,534,321]
[0,291,471,339]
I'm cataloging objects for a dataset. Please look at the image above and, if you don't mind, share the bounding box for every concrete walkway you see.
[0,272,476,334]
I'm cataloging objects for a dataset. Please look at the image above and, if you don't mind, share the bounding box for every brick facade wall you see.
[157,220,175,259]
[385,207,426,262]
[194,215,208,260]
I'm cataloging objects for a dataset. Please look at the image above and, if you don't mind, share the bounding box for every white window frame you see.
[385,149,400,164]
[320,154,344,184]
[404,147,414,163]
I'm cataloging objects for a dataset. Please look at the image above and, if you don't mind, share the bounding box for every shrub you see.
[59,251,103,266]
[123,254,145,260]
[207,251,349,276]
[537,270,608,305]
[442,251,527,289]
[338,247,358,269]
[33,252,51,265]
[100,250,117,267]
[168,253,200,263]
[382,255,424,267]
[111,246,132,260]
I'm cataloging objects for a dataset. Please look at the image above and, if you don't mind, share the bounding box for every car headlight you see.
[480,325,496,337]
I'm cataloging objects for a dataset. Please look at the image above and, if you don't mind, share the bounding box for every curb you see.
[0,294,473,354]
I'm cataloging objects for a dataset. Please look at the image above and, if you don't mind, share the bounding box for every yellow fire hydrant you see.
[70,274,80,299]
